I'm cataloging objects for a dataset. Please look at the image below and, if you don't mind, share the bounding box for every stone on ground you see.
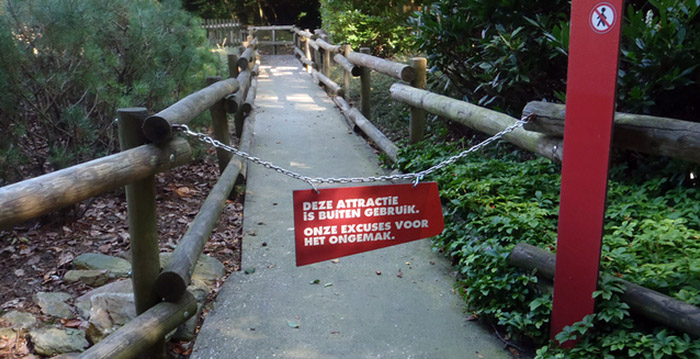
[33,292,72,318]
[63,269,110,286]
[1,310,37,329]
[29,328,88,356]
[85,293,135,344]
[73,253,130,278]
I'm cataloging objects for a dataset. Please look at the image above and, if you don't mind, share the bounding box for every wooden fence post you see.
[207,77,233,172]
[322,36,331,78]
[409,57,427,143]
[342,44,351,100]
[304,29,312,73]
[228,54,239,78]
[117,107,165,359]
[359,47,371,120]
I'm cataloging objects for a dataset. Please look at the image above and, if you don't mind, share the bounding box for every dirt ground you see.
[0,149,244,358]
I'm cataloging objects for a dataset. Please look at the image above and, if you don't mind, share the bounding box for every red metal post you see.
[550,0,624,342]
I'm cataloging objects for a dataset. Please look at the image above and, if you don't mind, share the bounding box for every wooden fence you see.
[202,19,245,47]
[289,25,700,338]
[0,36,260,358]
[290,26,700,166]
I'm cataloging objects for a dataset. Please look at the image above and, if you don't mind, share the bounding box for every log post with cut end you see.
[142,78,239,143]
[207,77,233,172]
[359,47,371,120]
[346,51,416,82]
[232,69,252,137]
[117,108,164,358]
[228,54,239,78]
[238,47,255,71]
[509,242,700,338]
[409,57,427,144]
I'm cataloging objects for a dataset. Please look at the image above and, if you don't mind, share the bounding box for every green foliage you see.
[396,135,700,357]
[319,0,426,57]
[0,0,220,185]
[414,0,700,119]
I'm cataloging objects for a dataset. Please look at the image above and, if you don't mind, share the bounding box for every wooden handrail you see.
[0,137,192,230]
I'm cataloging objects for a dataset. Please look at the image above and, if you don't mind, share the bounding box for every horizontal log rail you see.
[316,38,341,53]
[143,78,239,143]
[258,40,293,46]
[77,291,197,359]
[0,137,192,230]
[242,78,258,114]
[312,69,343,97]
[308,39,319,51]
[295,47,314,66]
[249,25,294,31]
[346,52,415,82]
[509,243,700,338]
[293,27,313,38]
[523,101,700,164]
[390,83,563,162]
[333,53,361,76]
[335,97,399,162]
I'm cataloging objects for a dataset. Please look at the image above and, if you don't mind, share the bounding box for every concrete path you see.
[191,56,510,359]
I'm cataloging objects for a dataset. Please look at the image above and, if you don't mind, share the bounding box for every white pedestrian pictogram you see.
[590,2,616,34]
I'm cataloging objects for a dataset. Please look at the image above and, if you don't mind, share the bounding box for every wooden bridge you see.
[1,25,699,358]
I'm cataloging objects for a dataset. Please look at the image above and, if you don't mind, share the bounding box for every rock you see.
[76,279,133,303]
[33,292,72,318]
[73,253,130,278]
[159,253,226,285]
[74,279,134,319]
[64,269,110,286]
[86,293,135,344]
[29,328,88,356]
[0,310,37,329]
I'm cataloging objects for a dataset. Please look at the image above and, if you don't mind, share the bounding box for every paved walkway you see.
[191,55,510,359]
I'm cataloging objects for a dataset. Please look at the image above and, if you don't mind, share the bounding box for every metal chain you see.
[172,115,530,189]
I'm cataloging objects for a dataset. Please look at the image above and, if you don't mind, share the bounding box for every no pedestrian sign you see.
[590,2,616,34]
[293,182,444,266]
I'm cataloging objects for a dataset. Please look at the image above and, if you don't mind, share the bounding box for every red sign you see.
[551,0,623,342]
[293,182,444,266]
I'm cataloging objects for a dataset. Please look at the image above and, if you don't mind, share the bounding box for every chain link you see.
[172,115,530,189]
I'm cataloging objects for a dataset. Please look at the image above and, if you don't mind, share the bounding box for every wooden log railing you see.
[509,243,700,338]
[523,101,700,164]
[291,26,427,157]
[202,19,244,47]
[0,34,261,358]
[249,25,294,55]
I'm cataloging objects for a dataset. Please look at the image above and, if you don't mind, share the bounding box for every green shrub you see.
[396,135,700,358]
[0,0,220,185]
[319,0,426,57]
[414,0,700,120]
